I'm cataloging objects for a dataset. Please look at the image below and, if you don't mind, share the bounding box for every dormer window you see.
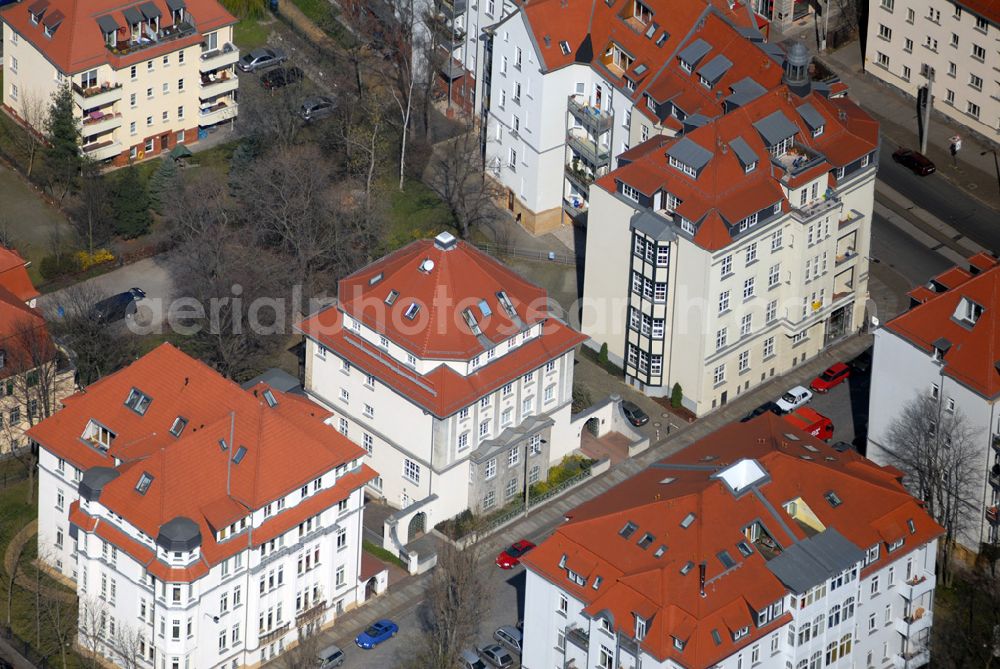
[496,291,517,318]
[632,0,652,24]
[635,616,648,640]
[83,420,116,450]
[673,636,684,650]
[745,160,758,173]
[27,0,48,24]
[733,626,749,641]
[669,156,696,177]
[125,388,152,415]
[603,43,634,76]
[812,125,825,137]
[956,296,983,324]
[680,59,692,73]
[599,617,613,633]
[887,538,904,552]
[169,416,188,437]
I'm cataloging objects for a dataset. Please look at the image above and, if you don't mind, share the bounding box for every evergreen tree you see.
[148,158,180,214]
[41,85,82,200]
[111,165,152,238]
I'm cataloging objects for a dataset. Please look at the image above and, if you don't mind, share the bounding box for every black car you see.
[848,347,873,375]
[91,287,146,324]
[740,401,782,422]
[892,148,936,176]
[621,400,650,426]
[260,66,304,90]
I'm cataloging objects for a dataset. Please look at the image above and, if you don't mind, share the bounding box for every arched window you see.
[843,596,855,620]
[813,614,825,635]
[825,640,838,665]
[828,603,841,628]
[809,650,822,669]
[797,621,812,645]
[839,633,852,655]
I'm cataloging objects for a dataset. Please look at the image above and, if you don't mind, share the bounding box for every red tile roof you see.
[595,86,877,251]
[33,343,373,581]
[0,247,40,303]
[885,257,1000,399]
[0,248,56,382]
[522,414,942,667]
[296,238,587,417]
[0,0,235,74]
[955,0,1000,25]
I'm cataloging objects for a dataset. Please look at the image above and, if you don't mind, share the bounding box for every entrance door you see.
[721,391,728,405]
[506,189,515,211]
[160,133,170,151]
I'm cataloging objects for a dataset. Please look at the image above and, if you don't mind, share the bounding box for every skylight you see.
[169,416,188,437]
[232,446,247,464]
[496,291,518,318]
[737,540,753,557]
[637,532,655,549]
[824,491,842,507]
[218,438,228,452]
[907,519,916,534]
[477,299,493,318]
[592,575,603,589]
[680,561,694,575]
[654,544,667,558]
[385,289,399,305]
[404,303,420,320]
[680,512,696,528]
[125,388,152,415]
[263,390,278,407]
[462,308,482,335]
[559,40,571,55]
[619,521,638,539]
[718,550,736,568]
[368,272,384,286]
[135,472,154,495]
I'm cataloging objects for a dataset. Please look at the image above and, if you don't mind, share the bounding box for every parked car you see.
[832,440,854,453]
[237,47,286,72]
[316,643,345,668]
[892,148,936,176]
[496,539,535,569]
[479,644,515,669]
[91,287,145,324]
[809,362,850,393]
[299,95,337,122]
[621,400,649,426]
[782,407,834,441]
[493,625,523,655]
[355,619,398,649]
[848,347,873,375]
[775,386,812,414]
[260,66,304,90]
[740,401,781,422]
[459,648,488,669]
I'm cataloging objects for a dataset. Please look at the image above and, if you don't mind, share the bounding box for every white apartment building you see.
[864,0,998,142]
[1,0,239,165]
[521,414,942,669]
[296,232,586,529]
[482,0,770,234]
[580,46,878,415]
[28,343,377,669]
[867,252,1000,556]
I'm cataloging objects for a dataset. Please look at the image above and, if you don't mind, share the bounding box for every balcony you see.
[199,72,238,99]
[835,249,858,266]
[988,506,999,524]
[199,101,238,126]
[199,43,240,73]
[773,143,825,177]
[895,608,933,637]
[990,465,1000,489]
[295,600,326,627]
[565,163,594,192]
[81,139,122,161]
[568,95,614,134]
[565,626,589,651]
[72,83,123,110]
[563,195,588,220]
[893,649,930,669]
[258,622,290,645]
[838,208,865,228]
[791,191,842,222]
[567,130,611,168]
[901,573,935,601]
[107,21,197,57]
[80,111,123,136]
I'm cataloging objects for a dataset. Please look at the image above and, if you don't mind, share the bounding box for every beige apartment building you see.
[865,0,998,141]
[1,0,238,165]
[582,49,879,415]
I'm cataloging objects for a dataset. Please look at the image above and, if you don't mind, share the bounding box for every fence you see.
[474,243,576,266]
[0,623,53,668]
[472,466,595,539]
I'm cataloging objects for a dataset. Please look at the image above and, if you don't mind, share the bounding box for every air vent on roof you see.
[462,308,482,335]
[169,417,188,437]
[638,532,655,549]
[559,553,568,568]
[680,561,695,575]
[263,390,278,407]
[783,433,800,441]
[385,289,399,305]
[419,259,436,273]
[654,544,667,558]
[496,291,517,318]
[434,231,458,250]
[559,40,571,55]
[619,521,638,539]
[680,512,696,528]
[232,446,247,464]
[135,472,154,495]
[824,491,842,507]
[404,303,421,320]
[369,272,384,286]
[660,477,675,484]
[218,439,228,452]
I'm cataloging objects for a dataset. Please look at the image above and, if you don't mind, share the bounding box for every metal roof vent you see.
[419,258,436,273]
[434,231,458,250]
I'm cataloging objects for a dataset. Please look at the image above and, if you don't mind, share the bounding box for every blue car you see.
[355,619,398,649]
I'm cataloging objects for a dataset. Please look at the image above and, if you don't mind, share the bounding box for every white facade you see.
[864,0,998,141]
[524,524,937,669]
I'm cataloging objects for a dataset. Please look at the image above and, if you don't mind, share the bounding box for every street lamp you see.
[981,149,1000,196]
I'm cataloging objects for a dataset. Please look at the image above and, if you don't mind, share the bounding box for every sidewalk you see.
[818,42,1000,211]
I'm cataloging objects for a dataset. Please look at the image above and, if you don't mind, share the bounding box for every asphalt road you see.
[870,210,953,287]
[877,138,1000,254]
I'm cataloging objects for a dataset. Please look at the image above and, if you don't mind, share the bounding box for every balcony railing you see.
[567,131,611,168]
[81,140,122,161]
[568,95,613,134]
[790,191,842,222]
[72,83,123,110]
[295,601,326,626]
[836,249,857,266]
[199,43,239,72]
[258,622,290,645]
[563,195,588,220]
[990,467,1000,488]
[565,626,589,651]
[838,208,865,228]
[987,506,999,524]
[565,164,594,192]
[107,21,197,57]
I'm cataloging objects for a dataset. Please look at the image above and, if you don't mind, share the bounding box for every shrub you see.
[75,248,115,271]
[39,252,81,280]
[572,384,592,413]
[598,342,609,365]
[671,383,683,409]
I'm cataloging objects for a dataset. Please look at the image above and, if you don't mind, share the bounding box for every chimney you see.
[699,562,706,597]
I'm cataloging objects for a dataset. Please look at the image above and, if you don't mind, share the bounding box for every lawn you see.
[233,15,273,50]
[287,0,358,49]
[386,178,457,250]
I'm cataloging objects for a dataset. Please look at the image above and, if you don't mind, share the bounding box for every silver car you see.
[238,47,286,72]
[299,96,337,122]
[459,648,487,669]
[479,644,514,669]
[316,643,344,668]
[493,625,522,655]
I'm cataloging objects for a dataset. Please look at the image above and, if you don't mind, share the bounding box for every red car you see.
[496,540,536,569]
[809,363,850,393]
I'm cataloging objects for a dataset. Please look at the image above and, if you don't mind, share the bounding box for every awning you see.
[170,144,193,159]
[96,14,121,33]
[165,0,186,10]
[139,1,162,19]
[753,110,798,146]
[439,59,465,80]
[123,6,144,24]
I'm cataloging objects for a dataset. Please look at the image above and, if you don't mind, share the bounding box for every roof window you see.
[368,272,383,286]
[218,438,228,452]
[385,289,399,305]
[680,512,696,528]
[169,416,188,437]
[263,389,278,407]
[637,532,655,549]
[496,291,518,318]
[907,519,916,534]
[462,308,482,335]
[403,303,421,320]
[711,629,722,645]
[718,550,736,568]
[125,388,152,415]
[737,540,753,557]
[477,299,493,318]
[619,521,638,538]
[656,31,668,47]
[654,544,667,558]
[680,560,694,574]
[824,490,842,507]
[135,472,154,494]
[592,575,603,589]
[232,446,247,464]
[559,40,571,55]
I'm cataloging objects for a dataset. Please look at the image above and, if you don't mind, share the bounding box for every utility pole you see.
[920,69,934,155]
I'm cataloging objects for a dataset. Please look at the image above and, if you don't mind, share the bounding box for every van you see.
[317,643,345,668]
[783,407,834,441]
[493,625,522,655]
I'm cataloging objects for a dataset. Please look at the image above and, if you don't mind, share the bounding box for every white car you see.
[776,385,813,413]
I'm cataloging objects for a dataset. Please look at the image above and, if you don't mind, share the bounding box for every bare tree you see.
[6,92,49,178]
[425,126,502,238]
[78,596,109,669]
[340,94,391,213]
[109,621,147,669]
[71,159,115,255]
[880,394,980,585]
[408,543,490,668]
[5,538,23,626]
[278,626,328,668]
[40,590,76,669]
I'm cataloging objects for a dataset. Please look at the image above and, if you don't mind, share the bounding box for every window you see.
[745,243,758,264]
[621,184,640,202]
[721,255,733,277]
[967,101,981,118]
[485,458,496,479]
[951,32,960,46]
[880,0,893,9]
[483,491,496,510]
[743,277,755,299]
[878,23,892,39]
[716,328,728,350]
[403,459,420,484]
[338,417,348,435]
[902,65,911,81]
[771,229,782,251]
[363,404,374,419]
[870,574,880,595]
[479,420,491,438]
[738,351,749,372]
[876,51,889,67]
[763,336,775,358]
[178,78,185,91]
[340,388,349,403]
[904,37,913,52]
[713,364,725,385]
[507,147,516,167]
[505,477,518,498]
[970,73,983,90]
[501,407,513,426]
[946,89,955,104]
[972,44,985,60]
